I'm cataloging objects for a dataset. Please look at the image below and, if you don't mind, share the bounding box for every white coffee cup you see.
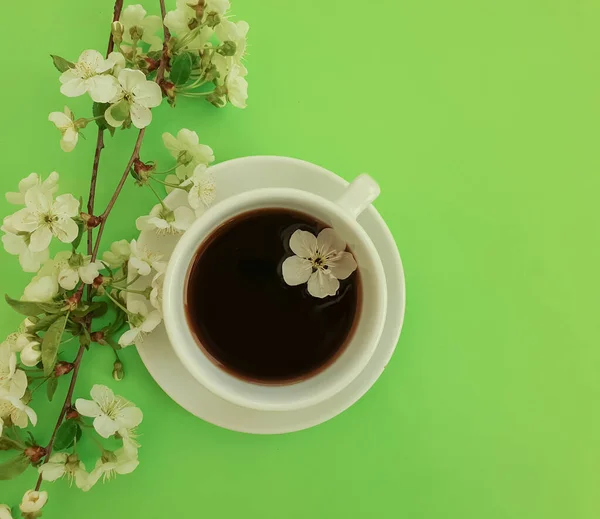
[163,174,387,411]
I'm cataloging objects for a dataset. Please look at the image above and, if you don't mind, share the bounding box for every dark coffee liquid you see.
[185,208,361,384]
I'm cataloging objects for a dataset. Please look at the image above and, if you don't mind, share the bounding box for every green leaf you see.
[0,454,30,480]
[5,295,62,316]
[170,52,193,85]
[54,421,82,451]
[72,301,108,318]
[0,437,25,451]
[109,100,130,122]
[47,377,58,402]
[50,54,75,73]
[27,313,60,333]
[41,314,68,376]
[71,219,85,251]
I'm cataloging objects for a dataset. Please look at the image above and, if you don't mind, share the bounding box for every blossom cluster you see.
[0,1,248,516]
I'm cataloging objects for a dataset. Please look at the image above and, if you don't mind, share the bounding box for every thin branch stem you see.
[34,345,85,491]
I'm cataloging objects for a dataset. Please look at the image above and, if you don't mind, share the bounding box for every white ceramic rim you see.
[162,186,387,411]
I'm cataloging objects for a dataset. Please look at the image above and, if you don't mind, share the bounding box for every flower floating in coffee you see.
[282,228,358,298]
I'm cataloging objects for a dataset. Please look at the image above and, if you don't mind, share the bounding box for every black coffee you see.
[185,208,361,384]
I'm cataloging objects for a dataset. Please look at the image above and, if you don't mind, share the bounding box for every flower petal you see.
[29,227,52,252]
[53,194,80,217]
[25,187,51,213]
[79,49,104,70]
[75,398,102,418]
[118,406,143,429]
[118,68,146,91]
[48,111,71,129]
[289,230,317,258]
[53,217,79,244]
[79,263,100,284]
[20,248,49,273]
[140,311,161,333]
[23,275,58,302]
[282,256,313,286]
[60,78,87,98]
[60,128,79,152]
[173,206,195,231]
[129,103,152,129]
[90,384,115,404]
[316,228,346,256]
[39,461,66,482]
[93,414,119,438]
[87,75,120,103]
[132,80,162,108]
[118,328,139,347]
[307,270,340,298]
[327,251,358,280]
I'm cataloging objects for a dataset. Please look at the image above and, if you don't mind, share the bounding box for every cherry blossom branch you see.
[33,0,128,492]
[92,1,172,260]
[87,0,125,257]
[33,345,85,491]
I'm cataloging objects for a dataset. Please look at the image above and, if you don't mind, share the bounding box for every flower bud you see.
[55,361,74,377]
[112,360,124,381]
[92,275,105,289]
[21,342,42,367]
[218,41,237,57]
[132,159,156,185]
[64,291,82,311]
[160,80,176,105]
[24,446,47,463]
[144,56,160,72]
[65,406,79,420]
[112,21,125,45]
[90,330,105,344]
[80,212,102,229]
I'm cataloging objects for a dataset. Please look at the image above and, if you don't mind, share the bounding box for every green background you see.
[1,0,599,517]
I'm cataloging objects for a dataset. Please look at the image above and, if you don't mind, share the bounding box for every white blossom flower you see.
[0,504,11,519]
[5,172,59,206]
[207,0,231,15]
[86,448,139,489]
[48,106,79,152]
[136,203,195,235]
[1,217,49,272]
[181,164,216,216]
[149,271,163,312]
[104,69,162,129]
[102,239,131,268]
[9,187,79,252]
[38,453,89,490]
[20,342,42,368]
[224,64,248,109]
[128,239,165,276]
[19,491,47,515]
[0,392,37,429]
[2,318,39,354]
[282,229,358,298]
[121,4,162,51]
[119,300,162,346]
[118,426,141,456]
[75,384,143,439]
[59,50,119,102]
[54,251,104,290]
[0,344,27,396]
[162,129,215,166]
[215,19,248,72]
[164,0,214,49]
[22,272,59,303]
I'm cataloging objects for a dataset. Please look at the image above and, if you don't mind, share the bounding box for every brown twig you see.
[87,0,124,257]
[34,345,85,491]
[32,0,172,491]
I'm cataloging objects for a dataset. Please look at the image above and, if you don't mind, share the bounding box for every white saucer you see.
[135,156,406,434]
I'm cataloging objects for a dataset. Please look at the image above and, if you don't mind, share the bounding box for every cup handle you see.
[335,174,381,220]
